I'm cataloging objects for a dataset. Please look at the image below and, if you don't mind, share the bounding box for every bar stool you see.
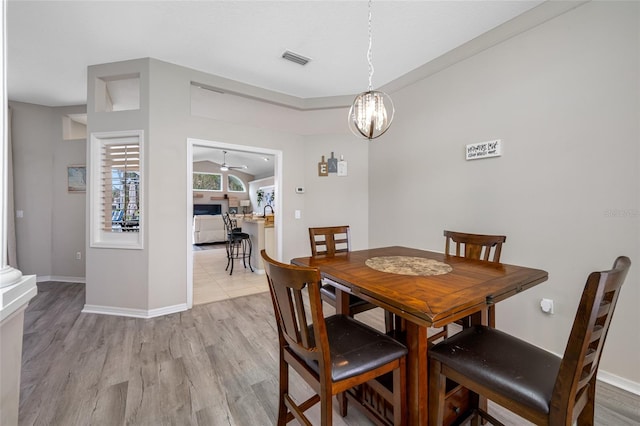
[223,213,253,275]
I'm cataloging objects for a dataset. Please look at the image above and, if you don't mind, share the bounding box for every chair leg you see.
[241,238,248,268]
[229,240,235,275]
[337,392,348,417]
[393,357,407,426]
[246,238,253,272]
[487,305,496,328]
[277,356,289,426]
[385,311,406,335]
[225,240,232,272]
[470,412,483,426]
[428,358,446,426]
[320,387,332,426]
[385,311,394,333]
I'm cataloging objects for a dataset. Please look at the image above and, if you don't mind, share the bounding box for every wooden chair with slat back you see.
[428,256,631,426]
[261,250,408,426]
[444,230,506,264]
[444,230,506,331]
[309,226,379,317]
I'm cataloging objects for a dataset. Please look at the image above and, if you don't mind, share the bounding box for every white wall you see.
[369,1,639,385]
[144,59,369,310]
[85,58,150,311]
[184,62,369,261]
[303,133,369,252]
[248,176,274,214]
[10,101,86,281]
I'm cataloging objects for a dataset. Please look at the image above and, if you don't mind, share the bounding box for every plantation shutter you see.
[101,139,140,232]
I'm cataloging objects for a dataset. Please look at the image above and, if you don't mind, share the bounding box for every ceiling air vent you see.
[282,50,311,66]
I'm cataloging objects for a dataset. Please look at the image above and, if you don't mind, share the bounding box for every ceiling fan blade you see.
[220,150,246,170]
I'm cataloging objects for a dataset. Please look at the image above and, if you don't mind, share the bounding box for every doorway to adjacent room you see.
[187,138,283,307]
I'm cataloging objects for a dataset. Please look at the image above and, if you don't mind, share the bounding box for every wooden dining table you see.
[291,245,548,425]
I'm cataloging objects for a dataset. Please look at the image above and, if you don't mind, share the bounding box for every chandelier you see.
[348,0,394,140]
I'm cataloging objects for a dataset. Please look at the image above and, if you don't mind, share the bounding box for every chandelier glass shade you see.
[349,0,394,140]
[349,90,394,140]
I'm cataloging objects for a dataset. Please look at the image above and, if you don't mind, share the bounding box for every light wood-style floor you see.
[193,243,268,305]
[19,282,640,425]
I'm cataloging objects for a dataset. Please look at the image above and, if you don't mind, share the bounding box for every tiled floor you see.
[193,244,269,305]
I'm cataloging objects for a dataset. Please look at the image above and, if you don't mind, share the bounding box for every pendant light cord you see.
[367,0,373,92]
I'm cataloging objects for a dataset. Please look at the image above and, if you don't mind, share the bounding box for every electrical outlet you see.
[540,298,554,314]
[76,252,82,260]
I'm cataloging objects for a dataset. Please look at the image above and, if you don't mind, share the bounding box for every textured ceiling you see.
[7,0,544,107]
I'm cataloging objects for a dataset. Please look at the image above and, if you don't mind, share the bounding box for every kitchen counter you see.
[242,217,274,228]
[241,217,275,271]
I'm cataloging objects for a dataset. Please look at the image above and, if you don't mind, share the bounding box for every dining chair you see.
[428,256,631,426]
[223,213,252,275]
[443,230,506,264]
[444,230,507,332]
[261,250,408,426]
[309,226,379,317]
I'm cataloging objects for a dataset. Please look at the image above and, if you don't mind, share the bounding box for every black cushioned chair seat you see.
[307,315,407,382]
[320,284,372,309]
[429,325,561,414]
[229,231,250,239]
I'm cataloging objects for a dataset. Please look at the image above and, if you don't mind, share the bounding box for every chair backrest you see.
[443,230,506,262]
[551,256,631,424]
[309,226,351,257]
[222,213,232,231]
[223,213,238,234]
[261,250,331,370]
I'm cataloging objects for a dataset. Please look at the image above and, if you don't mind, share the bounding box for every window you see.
[227,174,246,192]
[90,130,144,249]
[109,153,140,231]
[193,172,222,191]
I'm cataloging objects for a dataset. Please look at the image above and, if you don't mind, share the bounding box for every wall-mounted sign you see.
[318,155,328,176]
[466,139,502,160]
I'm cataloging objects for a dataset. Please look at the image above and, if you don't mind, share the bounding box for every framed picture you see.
[67,165,86,192]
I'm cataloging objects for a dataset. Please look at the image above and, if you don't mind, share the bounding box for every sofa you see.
[193,214,244,244]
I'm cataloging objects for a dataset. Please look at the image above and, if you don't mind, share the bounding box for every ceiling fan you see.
[219,150,247,171]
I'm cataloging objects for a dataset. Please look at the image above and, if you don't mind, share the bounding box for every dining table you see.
[291,245,548,425]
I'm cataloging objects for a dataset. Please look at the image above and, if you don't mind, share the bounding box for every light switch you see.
[16,210,24,218]
[295,210,301,219]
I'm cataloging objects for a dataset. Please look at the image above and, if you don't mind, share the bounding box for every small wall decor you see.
[466,139,502,160]
[337,155,348,176]
[327,152,338,173]
[318,155,328,177]
[317,153,348,177]
[67,165,86,192]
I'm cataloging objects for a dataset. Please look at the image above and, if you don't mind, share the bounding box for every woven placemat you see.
[365,256,452,276]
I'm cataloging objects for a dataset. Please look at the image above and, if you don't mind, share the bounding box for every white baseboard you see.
[598,370,640,396]
[36,275,86,284]
[82,303,188,319]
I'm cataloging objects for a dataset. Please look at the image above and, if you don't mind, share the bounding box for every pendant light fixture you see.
[348,0,394,140]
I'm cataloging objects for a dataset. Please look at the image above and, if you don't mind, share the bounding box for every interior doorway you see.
[186,138,283,308]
